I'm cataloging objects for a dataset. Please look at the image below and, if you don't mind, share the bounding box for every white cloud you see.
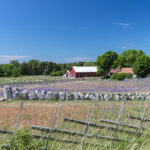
[0,56,29,64]
[115,23,130,28]
[64,57,93,62]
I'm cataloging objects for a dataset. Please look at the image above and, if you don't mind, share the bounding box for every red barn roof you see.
[109,67,120,74]
[118,68,134,74]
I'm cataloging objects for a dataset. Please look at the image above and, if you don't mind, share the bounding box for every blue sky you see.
[0,0,150,63]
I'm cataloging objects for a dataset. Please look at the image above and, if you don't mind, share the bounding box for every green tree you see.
[1,64,15,77]
[115,49,145,68]
[20,62,29,75]
[133,55,150,77]
[28,59,40,75]
[10,60,20,67]
[11,67,22,77]
[96,51,118,76]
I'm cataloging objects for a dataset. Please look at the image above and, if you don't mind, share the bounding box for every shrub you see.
[110,73,118,79]
[116,73,126,80]
[126,73,133,79]
[10,128,44,150]
[110,73,133,80]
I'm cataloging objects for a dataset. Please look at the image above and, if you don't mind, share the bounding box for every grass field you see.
[1,75,150,97]
[0,100,150,149]
[0,75,65,85]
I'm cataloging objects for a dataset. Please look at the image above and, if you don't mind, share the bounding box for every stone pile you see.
[1,85,150,102]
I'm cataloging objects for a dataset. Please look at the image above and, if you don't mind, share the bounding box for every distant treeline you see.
[0,60,96,77]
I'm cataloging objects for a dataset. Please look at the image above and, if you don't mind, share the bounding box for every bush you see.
[110,73,133,80]
[126,73,133,79]
[10,128,44,150]
[116,73,126,80]
[110,73,117,79]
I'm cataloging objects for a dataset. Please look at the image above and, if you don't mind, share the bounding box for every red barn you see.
[68,66,98,78]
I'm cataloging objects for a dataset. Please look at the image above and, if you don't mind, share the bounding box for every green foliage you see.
[110,73,133,80]
[10,60,20,67]
[116,73,126,80]
[11,67,22,77]
[115,49,145,68]
[133,55,150,77]
[110,73,118,79]
[126,73,133,79]
[10,128,44,150]
[96,51,118,76]
[50,70,64,76]
[83,62,96,66]
[0,64,21,77]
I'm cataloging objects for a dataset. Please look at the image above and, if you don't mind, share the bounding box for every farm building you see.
[109,67,120,75]
[65,66,98,78]
[118,67,134,74]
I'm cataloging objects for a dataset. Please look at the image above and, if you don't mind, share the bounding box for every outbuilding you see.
[67,66,98,78]
[118,67,134,74]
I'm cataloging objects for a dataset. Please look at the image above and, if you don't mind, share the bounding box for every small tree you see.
[96,51,118,76]
[133,55,150,78]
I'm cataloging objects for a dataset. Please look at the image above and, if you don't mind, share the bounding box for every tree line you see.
[96,49,150,78]
[0,60,96,77]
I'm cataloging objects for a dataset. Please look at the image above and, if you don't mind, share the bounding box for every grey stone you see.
[66,92,74,100]
[104,94,109,101]
[73,92,80,100]
[78,92,85,100]
[14,87,20,92]
[128,93,132,96]
[29,91,38,100]
[94,93,100,100]
[141,96,145,100]
[4,85,13,100]
[146,96,150,100]
[22,89,29,100]
[89,94,96,100]
[52,92,59,100]
[115,94,120,101]
[84,93,90,100]
[131,96,136,100]
[45,91,53,100]
[139,93,143,96]
[137,96,142,100]
[35,90,40,94]
[99,93,104,100]
[37,90,46,100]
[13,91,20,100]
[125,95,131,100]
[59,92,66,100]
[135,92,139,96]
[108,93,114,100]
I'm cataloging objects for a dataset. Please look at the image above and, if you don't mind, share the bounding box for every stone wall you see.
[1,85,150,102]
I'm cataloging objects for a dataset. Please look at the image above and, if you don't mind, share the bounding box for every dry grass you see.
[0,100,148,129]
